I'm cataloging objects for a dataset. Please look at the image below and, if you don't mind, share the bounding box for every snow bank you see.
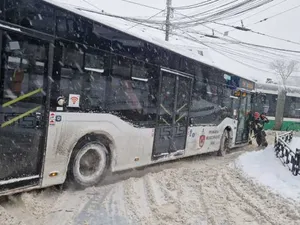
[235,143,300,202]
[287,137,300,153]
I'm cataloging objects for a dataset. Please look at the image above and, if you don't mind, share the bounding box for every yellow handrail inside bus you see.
[2,88,43,108]
[1,106,41,128]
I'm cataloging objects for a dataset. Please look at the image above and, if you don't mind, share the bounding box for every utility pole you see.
[165,0,172,41]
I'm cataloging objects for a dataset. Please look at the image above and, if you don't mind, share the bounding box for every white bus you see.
[0,0,255,196]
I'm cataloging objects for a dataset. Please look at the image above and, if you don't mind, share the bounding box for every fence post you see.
[292,148,300,176]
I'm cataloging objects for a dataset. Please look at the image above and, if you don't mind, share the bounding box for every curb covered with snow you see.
[235,145,300,202]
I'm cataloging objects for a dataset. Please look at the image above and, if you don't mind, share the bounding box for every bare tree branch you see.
[269,60,299,89]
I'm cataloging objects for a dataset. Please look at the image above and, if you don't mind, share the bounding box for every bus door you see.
[152,68,193,159]
[0,30,50,191]
[235,92,251,144]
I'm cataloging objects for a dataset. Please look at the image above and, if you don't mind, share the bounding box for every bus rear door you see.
[152,68,193,159]
[235,92,252,144]
[0,29,50,192]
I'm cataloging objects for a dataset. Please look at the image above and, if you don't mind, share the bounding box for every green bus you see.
[254,83,300,131]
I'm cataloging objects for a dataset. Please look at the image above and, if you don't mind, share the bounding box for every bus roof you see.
[43,0,254,84]
[256,83,300,97]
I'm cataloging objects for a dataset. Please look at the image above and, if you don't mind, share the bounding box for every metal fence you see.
[274,131,300,176]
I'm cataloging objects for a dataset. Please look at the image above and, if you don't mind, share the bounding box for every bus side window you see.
[52,42,112,112]
[5,0,55,34]
[191,66,227,125]
[109,56,158,127]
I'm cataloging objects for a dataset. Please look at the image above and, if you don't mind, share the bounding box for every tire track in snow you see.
[72,186,113,225]
[3,139,300,225]
[223,167,300,225]
[123,177,152,225]
[0,204,26,225]
[213,169,237,224]
[1,188,62,225]
[218,171,267,224]
[234,165,300,219]
[102,185,120,225]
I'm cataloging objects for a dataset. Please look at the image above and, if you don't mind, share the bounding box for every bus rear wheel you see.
[218,130,229,157]
[68,141,108,189]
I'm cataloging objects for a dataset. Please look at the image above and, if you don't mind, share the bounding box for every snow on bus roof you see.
[43,0,254,82]
[256,83,300,97]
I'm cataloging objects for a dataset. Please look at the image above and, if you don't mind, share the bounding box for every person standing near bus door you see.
[260,112,269,127]
[246,111,254,144]
[252,112,268,147]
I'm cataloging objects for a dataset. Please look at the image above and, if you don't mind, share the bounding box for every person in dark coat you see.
[252,112,268,147]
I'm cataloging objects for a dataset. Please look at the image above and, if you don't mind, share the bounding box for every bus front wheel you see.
[68,141,108,189]
[218,130,229,157]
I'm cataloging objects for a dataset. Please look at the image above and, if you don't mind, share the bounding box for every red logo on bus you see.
[71,96,79,104]
[199,135,206,148]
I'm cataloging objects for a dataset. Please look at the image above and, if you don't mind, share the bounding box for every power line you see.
[176,30,275,73]
[180,27,300,60]
[172,0,220,10]
[117,0,300,56]
[200,21,300,46]
[83,0,300,58]
[179,0,274,24]
[119,0,162,11]
[173,10,300,55]
[127,10,165,30]
[76,7,165,25]
[81,0,299,75]
[227,0,288,25]
[252,3,300,25]
[209,42,280,61]
[176,29,295,62]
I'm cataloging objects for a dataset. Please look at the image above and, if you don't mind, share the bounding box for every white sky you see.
[47,0,300,83]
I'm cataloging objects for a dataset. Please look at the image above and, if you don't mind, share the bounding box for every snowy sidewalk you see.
[235,137,300,202]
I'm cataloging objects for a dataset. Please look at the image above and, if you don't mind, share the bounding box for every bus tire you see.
[218,130,229,157]
[68,141,108,189]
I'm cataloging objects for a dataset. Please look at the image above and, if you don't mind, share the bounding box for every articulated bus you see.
[0,0,255,196]
[254,83,300,131]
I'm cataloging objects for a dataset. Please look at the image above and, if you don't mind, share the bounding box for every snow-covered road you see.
[2,134,300,225]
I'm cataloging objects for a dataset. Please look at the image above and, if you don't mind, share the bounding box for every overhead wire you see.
[176,28,298,63]
[172,0,220,10]
[252,3,300,25]
[173,10,300,55]
[119,0,162,11]
[174,29,275,73]
[207,42,280,61]
[227,0,288,25]
[81,0,300,64]
[203,0,272,22]
[109,0,300,58]
[126,10,165,30]
[193,20,300,46]
[172,0,274,25]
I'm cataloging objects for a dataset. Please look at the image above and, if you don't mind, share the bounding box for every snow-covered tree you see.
[270,60,298,130]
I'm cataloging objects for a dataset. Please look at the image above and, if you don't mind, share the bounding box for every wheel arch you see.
[66,131,116,174]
